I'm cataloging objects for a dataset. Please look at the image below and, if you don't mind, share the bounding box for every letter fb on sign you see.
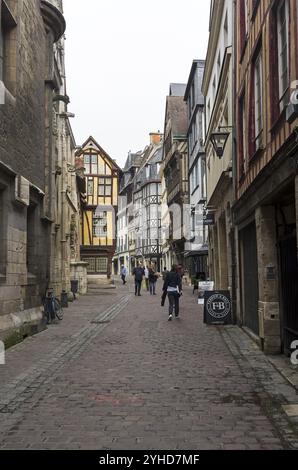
[203,291,232,325]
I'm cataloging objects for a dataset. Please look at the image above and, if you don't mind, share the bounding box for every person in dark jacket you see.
[162,265,182,321]
[148,267,158,295]
[133,264,145,296]
[160,267,169,306]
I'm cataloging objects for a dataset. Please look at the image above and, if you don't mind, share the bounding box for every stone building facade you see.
[76,136,121,279]
[184,60,209,279]
[202,0,235,300]
[114,150,143,276]
[133,133,163,271]
[0,0,84,345]
[50,32,87,299]
[162,84,189,268]
[233,0,298,355]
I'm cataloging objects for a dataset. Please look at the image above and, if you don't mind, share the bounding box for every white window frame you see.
[277,0,290,111]
[254,52,263,149]
[217,52,221,79]
[224,12,228,48]
[93,211,108,237]
[244,0,248,36]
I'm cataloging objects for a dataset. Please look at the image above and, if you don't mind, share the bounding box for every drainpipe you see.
[231,0,238,324]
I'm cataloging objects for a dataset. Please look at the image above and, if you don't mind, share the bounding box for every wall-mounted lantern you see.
[210,126,233,158]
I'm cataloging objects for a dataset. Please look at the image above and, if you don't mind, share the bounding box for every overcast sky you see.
[63,0,211,167]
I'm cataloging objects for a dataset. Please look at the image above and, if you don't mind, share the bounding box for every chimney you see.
[150,131,163,145]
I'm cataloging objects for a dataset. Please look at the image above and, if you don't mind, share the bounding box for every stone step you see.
[88,284,116,290]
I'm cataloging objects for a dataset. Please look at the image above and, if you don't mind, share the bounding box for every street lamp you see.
[210,126,233,159]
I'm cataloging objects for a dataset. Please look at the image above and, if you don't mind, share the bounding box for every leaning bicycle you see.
[43,289,63,324]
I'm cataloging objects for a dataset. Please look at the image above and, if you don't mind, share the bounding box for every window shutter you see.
[238,94,245,179]
[239,0,246,56]
[248,67,256,159]
[269,8,279,125]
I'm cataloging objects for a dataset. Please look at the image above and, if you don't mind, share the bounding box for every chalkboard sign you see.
[204,291,232,325]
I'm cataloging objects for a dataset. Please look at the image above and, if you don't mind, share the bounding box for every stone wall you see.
[0,0,47,191]
[70,262,88,295]
[0,0,65,344]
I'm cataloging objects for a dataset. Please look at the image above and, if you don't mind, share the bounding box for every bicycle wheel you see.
[53,298,63,321]
[44,297,52,324]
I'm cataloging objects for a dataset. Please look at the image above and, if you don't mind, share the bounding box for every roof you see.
[123,150,145,171]
[166,96,188,137]
[76,136,122,172]
[184,60,205,102]
[169,83,187,97]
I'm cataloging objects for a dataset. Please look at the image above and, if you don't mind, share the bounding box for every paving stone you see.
[0,281,297,449]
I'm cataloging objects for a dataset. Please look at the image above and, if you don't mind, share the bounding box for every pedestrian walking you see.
[120,265,127,285]
[176,264,185,278]
[144,266,150,291]
[148,267,158,295]
[162,265,182,321]
[162,267,169,281]
[133,263,145,296]
[161,267,169,306]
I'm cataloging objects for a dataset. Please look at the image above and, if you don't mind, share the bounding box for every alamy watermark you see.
[0,340,5,365]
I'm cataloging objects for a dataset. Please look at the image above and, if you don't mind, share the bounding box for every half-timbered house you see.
[75,137,121,277]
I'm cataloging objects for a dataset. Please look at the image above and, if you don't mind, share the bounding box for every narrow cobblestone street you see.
[0,282,297,450]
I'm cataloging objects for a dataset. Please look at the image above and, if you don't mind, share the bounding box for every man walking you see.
[144,266,150,291]
[120,265,127,285]
[133,263,145,296]
[162,265,182,321]
[161,267,169,306]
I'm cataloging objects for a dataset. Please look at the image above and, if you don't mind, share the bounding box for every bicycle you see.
[43,289,64,324]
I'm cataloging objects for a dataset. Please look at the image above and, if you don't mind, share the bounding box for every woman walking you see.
[148,267,158,295]
[162,265,182,321]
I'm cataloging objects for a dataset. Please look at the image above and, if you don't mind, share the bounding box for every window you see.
[201,158,206,199]
[191,81,195,109]
[150,183,156,196]
[239,0,248,57]
[212,76,216,100]
[277,0,289,111]
[238,92,246,177]
[84,154,99,174]
[91,155,97,174]
[97,258,108,272]
[0,1,17,89]
[206,99,211,127]
[254,53,263,149]
[93,211,108,237]
[0,185,7,275]
[191,210,195,234]
[224,12,228,48]
[189,131,193,154]
[217,52,221,78]
[27,203,37,274]
[87,178,93,196]
[98,178,112,197]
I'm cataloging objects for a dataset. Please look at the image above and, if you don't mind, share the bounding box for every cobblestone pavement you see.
[0,279,297,450]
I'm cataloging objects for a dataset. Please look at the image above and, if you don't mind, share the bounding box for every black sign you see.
[204,291,232,325]
[203,212,215,226]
